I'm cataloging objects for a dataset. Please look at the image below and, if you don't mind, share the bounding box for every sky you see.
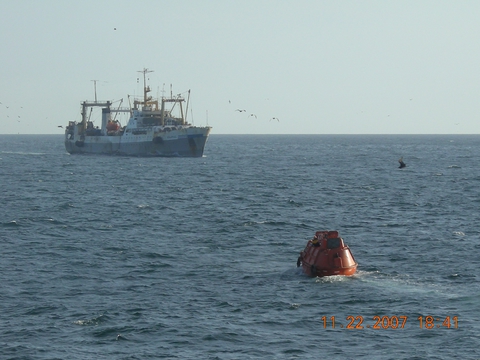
[1,0,480,135]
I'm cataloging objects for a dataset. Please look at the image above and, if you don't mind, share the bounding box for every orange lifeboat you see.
[106,121,119,132]
[297,230,358,277]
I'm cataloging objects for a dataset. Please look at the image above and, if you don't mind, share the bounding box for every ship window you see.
[327,238,341,249]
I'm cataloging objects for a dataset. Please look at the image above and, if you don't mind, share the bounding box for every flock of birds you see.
[1,102,23,123]
[0,101,54,133]
[231,101,280,123]
[235,108,280,122]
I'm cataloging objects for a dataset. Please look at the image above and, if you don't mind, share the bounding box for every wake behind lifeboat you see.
[297,230,358,277]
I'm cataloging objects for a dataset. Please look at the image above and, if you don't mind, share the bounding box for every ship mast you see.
[91,79,99,103]
[138,68,153,107]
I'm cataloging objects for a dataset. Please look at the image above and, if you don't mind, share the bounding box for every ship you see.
[65,69,211,157]
[297,230,358,277]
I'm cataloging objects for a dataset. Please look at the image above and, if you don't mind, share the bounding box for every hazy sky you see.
[1,0,479,134]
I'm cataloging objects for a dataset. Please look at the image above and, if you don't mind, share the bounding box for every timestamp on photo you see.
[321,315,459,329]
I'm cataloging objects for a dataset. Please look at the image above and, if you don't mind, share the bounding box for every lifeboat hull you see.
[297,230,358,277]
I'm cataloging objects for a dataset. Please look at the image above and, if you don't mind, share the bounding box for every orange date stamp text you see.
[321,316,458,329]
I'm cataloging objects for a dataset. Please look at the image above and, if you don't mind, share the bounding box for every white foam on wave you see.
[73,314,107,326]
[354,270,462,299]
[137,204,151,209]
[1,151,45,156]
[315,274,352,283]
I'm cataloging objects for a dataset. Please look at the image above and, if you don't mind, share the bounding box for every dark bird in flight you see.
[235,109,246,112]
[58,125,63,128]
[249,114,257,119]
[270,117,279,122]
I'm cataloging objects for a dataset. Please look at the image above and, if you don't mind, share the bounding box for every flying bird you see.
[58,125,63,128]
[249,114,257,119]
[270,117,279,122]
[235,109,246,112]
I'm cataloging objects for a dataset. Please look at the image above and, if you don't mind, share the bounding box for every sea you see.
[1,134,479,359]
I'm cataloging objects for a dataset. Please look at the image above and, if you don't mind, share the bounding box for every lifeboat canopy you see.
[297,230,358,277]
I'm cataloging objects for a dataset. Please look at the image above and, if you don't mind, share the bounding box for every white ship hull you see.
[65,127,210,157]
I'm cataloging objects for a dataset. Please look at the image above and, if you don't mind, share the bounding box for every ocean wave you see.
[74,314,109,326]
